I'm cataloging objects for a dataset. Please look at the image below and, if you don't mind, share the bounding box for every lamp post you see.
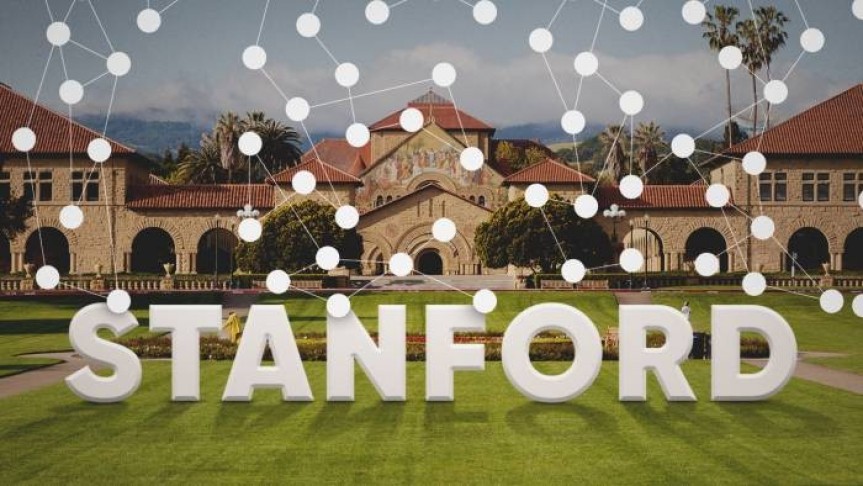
[791,251,798,278]
[213,214,220,289]
[643,213,650,289]
[628,220,634,290]
[602,204,626,244]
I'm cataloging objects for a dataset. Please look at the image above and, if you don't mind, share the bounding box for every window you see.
[775,173,787,201]
[759,172,786,201]
[802,173,814,201]
[843,173,863,202]
[478,195,486,207]
[24,171,52,201]
[386,195,393,203]
[375,195,383,207]
[469,195,476,203]
[817,173,830,201]
[0,171,9,200]
[71,170,99,202]
[803,172,829,201]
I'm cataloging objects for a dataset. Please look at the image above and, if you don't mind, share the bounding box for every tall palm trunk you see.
[751,74,758,134]
[726,70,733,148]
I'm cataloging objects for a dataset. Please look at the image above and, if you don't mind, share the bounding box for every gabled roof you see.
[270,158,362,185]
[298,139,370,176]
[360,183,492,217]
[489,139,555,176]
[725,83,863,157]
[503,158,595,184]
[127,184,274,210]
[0,83,135,156]
[369,90,494,132]
[596,185,731,209]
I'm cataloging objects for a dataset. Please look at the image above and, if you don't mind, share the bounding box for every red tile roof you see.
[726,83,863,156]
[503,158,595,184]
[127,184,274,210]
[298,139,369,176]
[596,185,730,209]
[369,90,494,132]
[0,83,135,156]
[270,158,362,185]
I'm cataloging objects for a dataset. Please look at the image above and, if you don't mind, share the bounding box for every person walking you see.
[222,311,242,344]
[681,301,691,322]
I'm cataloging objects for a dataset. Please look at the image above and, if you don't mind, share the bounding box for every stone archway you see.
[623,228,665,272]
[131,228,176,274]
[685,227,728,272]
[196,228,238,275]
[843,228,863,271]
[788,227,829,271]
[25,228,70,274]
[417,249,444,275]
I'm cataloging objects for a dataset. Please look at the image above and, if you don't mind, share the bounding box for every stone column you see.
[69,253,77,274]
[189,252,197,274]
[124,252,132,273]
[834,253,843,272]
[727,253,734,273]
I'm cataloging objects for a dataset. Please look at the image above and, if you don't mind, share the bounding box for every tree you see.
[0,194,32,241]
[703,5,740,148]
[632,122,668,181]
[474,196,611,273]
[234,200,361,273]
[175,143,225,184]
[754,6,789,128]
[598,125,629,181]
[736,18,765,135]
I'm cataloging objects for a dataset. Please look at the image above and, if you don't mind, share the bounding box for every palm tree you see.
[213,112,242,182]
[176,142,226,184]
[755,6,789,128]
[702,5,740,148]
[736,18,765,134]
[632,122,667,181]
[242,111,303,179]
[598,125,629,182]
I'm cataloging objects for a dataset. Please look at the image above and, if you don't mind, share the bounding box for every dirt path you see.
[0,352,103,400]
[744,354,863,395]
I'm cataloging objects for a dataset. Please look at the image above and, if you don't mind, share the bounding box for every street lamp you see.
[643,213,650,289]
[628,220,635,290]
[602,204,626,243]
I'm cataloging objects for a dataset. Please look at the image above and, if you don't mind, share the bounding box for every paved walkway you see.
[614,291,653,305]
[353,274,517,291]
[744,354,863,395]
[0,352,102,400]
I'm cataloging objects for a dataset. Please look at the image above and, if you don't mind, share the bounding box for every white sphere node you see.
[292,170,316,195]
[852,294,863,318]
[46,22,71,46]
[238,218,262,242]
[399,108,424,133]
[106,52,131,77]
[12,127,36,152]
[459,147,484,171]
[718,45,743,70]
[820,289,844,314]
[335,62,360,88]
[107,289,131,314]
[346,123,370,148]
[764,80,788,104]
[859,191,863,210]
[242,45,267,70]
[529,28,554,53]
[800,28,825,53]
[619,175,644,200]
[59,205,84,230]
[137,8,162,33]
[238,131,262,156]
[335,205,360,230]
[432,62,457,87]
[742,151,766,175]
[681,1,707,25]
[59,80,84,105]
[695,252,720,277]
[285,97,310,122]
[562,259,586,283]
[432,218,457,243]
[296,12,321,38]
[266,270,291,294]
[365,0,390,25]
[561,110,586,135]
[742,272,767,297]
[705,183,730,208]
[619,90,644,115]
[36,265,60,290]
[855,0,863,20]
[671,134,696,158]
[327,293,352,318]
[473,289,497,314]
[573,194,598,219]
[316,246,340,271]
[389,252,413,277]
[524,183,549,208]
[473,0,497,25]
[574,51,599,77]
[619,248,644,273]
[87,138,112,163]
[619,6,644,32]
[751,215,775,241]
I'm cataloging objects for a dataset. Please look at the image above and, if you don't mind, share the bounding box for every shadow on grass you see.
[505,401,617,437]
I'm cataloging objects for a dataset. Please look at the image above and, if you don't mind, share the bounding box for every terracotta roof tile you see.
[271,158,362,185]
[299,139,369,176]
[127,184,273,209]
[370,90,494,132]
[503,158,595,184]
[596,185,730,209]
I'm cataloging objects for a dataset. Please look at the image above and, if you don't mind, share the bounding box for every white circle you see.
[529,28,553,53]
[285,97,310,122]
[561,110,586,135]
[266,270,291,294]
[292,170,316,195]
[346,123,370,148]
[335,205,360,230]
[335,62,360,88]
[820,290,844,314]
[619,90,644,115]
[562,259,586,283]
[751,215,775,241]
[800,28,825,53]
[671,134,696,158]
[87,138,112,163]
[742,272,767,297]
[107,289,131,314]
[619,6,644,32]
[238,131,262,156]
[852,294,863,318]
[524,184,549,208]
[35,265,60,290]
[46,22,70,46]
[59,80,83,105]
[742,151,766,175]
[327,293,352,318]
[574,51,599,77]
[432,218,457,243]
[365,0,390,25]
[106,52,131,77]
[705,183,730,208]
[764,80,788,104]
[619,175,644,200]
[432,62,457,87]
[859,191,863,210]
[681,1,706,25]
[389,253,413,277]
[316,246,340,271]
[399,108,424,133]
[12,127,36,152]
[242,45,267,70]
[473,289,497,314]
[296,12,321,38]
[718,45,743,70]
[855,0,863,20]
[619,248,644,273]
[573,194,598,219]
[137,8,162,33]
[473,0,497,25]
[459,147,484,171]
[695,253,720,277]
[59,205,84,230]
[238,218,262,242]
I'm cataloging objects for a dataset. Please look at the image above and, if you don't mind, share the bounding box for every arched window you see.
[386,195,393,203]
[376,195,384,207]
[478,195,486,206]
[469,195,476,203]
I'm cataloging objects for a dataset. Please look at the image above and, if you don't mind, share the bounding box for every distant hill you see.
[495,121,604,145]
[77,115,206,157]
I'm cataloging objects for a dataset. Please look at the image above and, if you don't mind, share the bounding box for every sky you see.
[1,0,861,138]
